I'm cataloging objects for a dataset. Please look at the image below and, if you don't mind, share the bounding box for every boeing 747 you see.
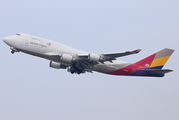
[3,33,174,77]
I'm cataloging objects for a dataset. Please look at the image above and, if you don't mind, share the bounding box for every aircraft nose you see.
[3,37,12,46]
[3,37,8,43]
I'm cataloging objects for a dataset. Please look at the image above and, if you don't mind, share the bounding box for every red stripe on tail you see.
[135,53,156,68]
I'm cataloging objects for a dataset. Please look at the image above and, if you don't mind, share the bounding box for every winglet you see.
[132,49,142,53]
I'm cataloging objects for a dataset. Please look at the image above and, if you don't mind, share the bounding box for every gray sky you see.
[1,0,179,120]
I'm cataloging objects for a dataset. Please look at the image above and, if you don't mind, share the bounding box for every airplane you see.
[3,33,174,77]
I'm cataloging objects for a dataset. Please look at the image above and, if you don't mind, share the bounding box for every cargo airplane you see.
[3,33,174,77]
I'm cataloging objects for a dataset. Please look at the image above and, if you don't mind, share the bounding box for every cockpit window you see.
[16,33,20,36]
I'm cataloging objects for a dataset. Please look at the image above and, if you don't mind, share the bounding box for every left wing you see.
[102,49,141,59]
[77,49,141,62]
[45,49,141,74]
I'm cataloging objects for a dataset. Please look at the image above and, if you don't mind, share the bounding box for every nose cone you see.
[3,37,9,44]
[3,36,15,47]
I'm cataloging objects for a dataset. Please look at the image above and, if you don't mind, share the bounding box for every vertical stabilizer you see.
[135,48,174,69]
[149,48,174,69]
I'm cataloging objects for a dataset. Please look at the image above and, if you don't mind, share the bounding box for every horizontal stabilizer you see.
[142,69,173,74]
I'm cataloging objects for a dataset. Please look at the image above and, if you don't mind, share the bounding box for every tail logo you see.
[145,64,149,67]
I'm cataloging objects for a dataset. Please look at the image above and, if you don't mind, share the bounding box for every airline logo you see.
[47,43,51,47]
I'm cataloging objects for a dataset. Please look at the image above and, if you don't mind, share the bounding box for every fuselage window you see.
[16,33,20,36]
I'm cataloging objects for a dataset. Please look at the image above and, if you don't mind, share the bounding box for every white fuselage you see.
[3,33,129,74]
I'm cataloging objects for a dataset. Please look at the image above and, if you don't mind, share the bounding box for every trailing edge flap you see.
[102,49,141,58]
[142,69,173,74]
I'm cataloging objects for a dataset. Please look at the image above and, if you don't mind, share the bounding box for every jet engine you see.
[88,53,100,61]
[60,54,74,64]
[50,61,67,69]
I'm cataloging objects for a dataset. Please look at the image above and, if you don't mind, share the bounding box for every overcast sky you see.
[1,0,179,120]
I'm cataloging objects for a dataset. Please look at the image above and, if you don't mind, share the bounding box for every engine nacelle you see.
[88,53,100,61]
[50,61,67,69]
[60,54,74,64]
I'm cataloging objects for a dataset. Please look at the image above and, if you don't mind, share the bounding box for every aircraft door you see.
[40,39,43,43]
[25,40,29,46]
[39,39,45,53]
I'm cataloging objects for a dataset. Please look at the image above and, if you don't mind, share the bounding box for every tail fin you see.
[135,48,174,69]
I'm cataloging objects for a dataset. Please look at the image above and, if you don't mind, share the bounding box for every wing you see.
[77,49,141,62]
[102,49,141,59]
[44,49,141,74]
